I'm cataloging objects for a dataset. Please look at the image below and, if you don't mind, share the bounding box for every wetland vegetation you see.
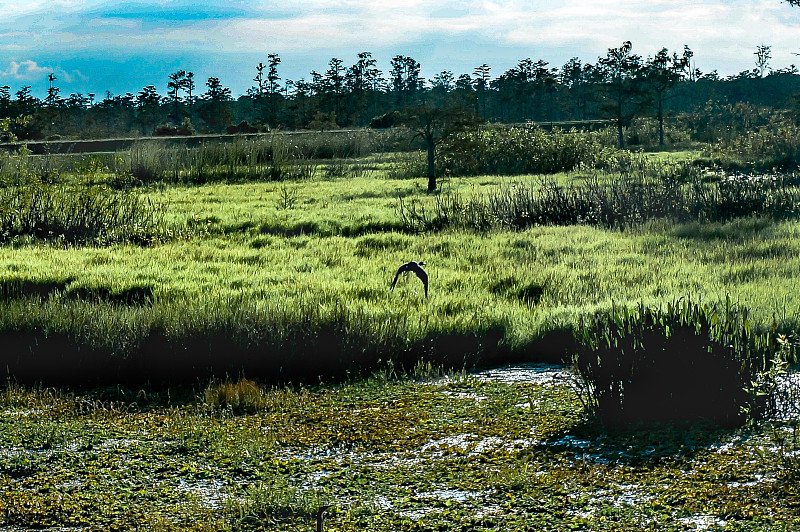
[3,96,800,528]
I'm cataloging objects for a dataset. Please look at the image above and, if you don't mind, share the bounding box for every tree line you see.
[1,42,799,145]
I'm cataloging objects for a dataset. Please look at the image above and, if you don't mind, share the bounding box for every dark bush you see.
[438,124,617,177]
[227,121,260,134]
[153,124,192,137]
[399,169,800,233]
[572,299,778,427]
[370,111,401,129]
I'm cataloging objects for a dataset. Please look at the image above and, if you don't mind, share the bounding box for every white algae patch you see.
[175,479,230,510]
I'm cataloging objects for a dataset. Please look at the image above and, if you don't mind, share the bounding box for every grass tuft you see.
[0,183,172,245]
[204,379,269,415]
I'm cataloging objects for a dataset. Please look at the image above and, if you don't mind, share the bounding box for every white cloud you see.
[1,60,87,84]
[3,59,51,80]
[3,0,800,80]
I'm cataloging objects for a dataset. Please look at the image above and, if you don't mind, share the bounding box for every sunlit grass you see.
[0,166,797,384]
[1,212,798,364]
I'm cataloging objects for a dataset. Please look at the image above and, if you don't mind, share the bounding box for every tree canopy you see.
[3,43,800,142]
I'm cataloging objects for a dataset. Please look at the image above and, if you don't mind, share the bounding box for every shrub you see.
[0,146,63,186]
[572,299,779,427]
[153,123,192,137]
[438,124,617,177]
[720,122,800,170]
[624,117,693,149]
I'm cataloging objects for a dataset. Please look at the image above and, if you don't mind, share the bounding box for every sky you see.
[1,0,800,100]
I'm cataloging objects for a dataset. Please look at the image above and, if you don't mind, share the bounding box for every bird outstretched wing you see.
[390,263,407,291]
[390,261,428,297]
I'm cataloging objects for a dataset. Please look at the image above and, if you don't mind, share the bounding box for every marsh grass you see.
[0,129,411,188]
[400,169,800,232]
[0,292,509,385]
[1,195,800,387]
[117,130,408,185]
[4,129,800,529]
[0,183,171,245]
[0,152,799,387]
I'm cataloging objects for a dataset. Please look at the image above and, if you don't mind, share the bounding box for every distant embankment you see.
[0,129,365,155]
[0,121,613,155]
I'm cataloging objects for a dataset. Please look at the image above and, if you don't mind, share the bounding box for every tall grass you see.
[121,138,296,184]
[1,171,799,365]
[1,159,800,387]
[0,183,170,245]
[0,295,507,386]
[0,129,413,187]
[399,167,800,232]
[115,130,418,185]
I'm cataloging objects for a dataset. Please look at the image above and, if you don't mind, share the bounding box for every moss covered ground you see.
[2,371,800,531]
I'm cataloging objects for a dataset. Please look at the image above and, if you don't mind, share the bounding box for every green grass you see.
[0,170,798,384]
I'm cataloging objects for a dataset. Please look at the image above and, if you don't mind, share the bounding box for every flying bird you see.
[391,261,428,297]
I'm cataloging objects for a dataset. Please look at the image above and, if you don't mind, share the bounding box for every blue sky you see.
[1,0,800,100]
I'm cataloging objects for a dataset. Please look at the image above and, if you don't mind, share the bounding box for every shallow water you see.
[4,362,796,529]
[471,362,574,386]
